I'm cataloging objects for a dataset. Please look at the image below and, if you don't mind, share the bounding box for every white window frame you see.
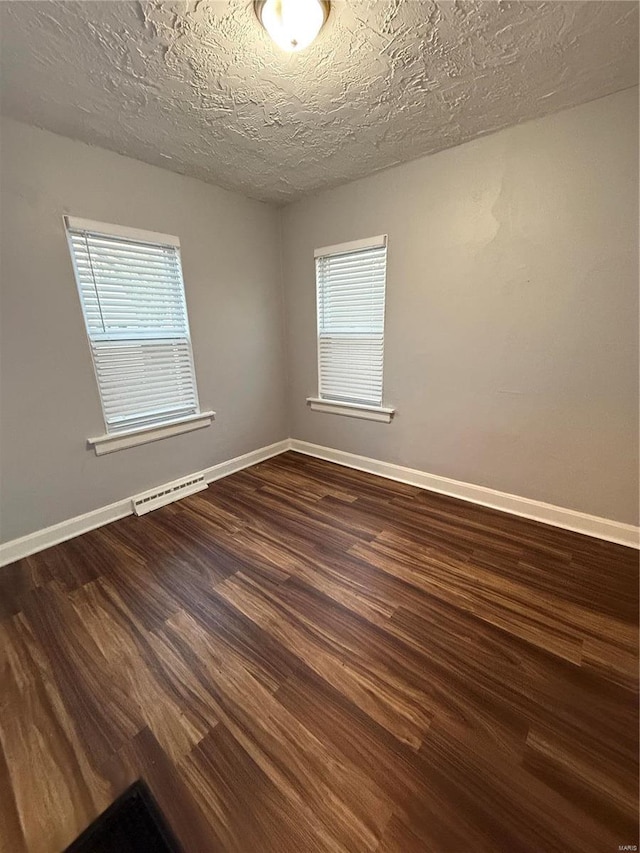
[64,216,214,455]
[307,234,394,423]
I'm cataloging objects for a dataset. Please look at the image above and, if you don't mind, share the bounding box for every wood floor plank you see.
[0,731,27,853]
[0,557,51,622]
[163,609,393,852]
[416,722,624,853]
[274,660,510,850]
[0,451,637,852]
[20,585,143,767]
[0,614,114,852]
[522,723,638,836]
[351,531,586,663]
[375,815,429,853]
[102,726,217,853]
[179,724,340,853]
[68,580,207,764]
[216,570,434,748]
[162,583,300,694]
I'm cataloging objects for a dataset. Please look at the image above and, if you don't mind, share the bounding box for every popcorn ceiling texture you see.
[1,0,638,204]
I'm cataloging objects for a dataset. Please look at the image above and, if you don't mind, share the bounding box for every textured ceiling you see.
[1,1,638,204]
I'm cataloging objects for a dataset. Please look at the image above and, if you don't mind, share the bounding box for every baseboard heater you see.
[132,472,207,516]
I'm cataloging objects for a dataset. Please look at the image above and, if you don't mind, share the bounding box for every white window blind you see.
[315,235,387,406]
[65,216,200,434]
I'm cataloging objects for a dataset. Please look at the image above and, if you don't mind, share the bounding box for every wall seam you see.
[277,205,292,439]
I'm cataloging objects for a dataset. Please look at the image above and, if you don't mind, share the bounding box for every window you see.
[307,234,394,422]
[65,216,213,454]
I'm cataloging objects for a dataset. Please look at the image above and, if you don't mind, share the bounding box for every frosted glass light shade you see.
[255,0,330,52]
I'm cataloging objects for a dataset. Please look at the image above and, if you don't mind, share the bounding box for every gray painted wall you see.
[281,88,639,525]
[1,88,638,543]
[0,118,288,541]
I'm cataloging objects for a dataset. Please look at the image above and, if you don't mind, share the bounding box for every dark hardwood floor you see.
[0,451,637,853]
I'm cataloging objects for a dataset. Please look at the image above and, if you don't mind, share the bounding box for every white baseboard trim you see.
[2,436,637,566]
[0,439,290,567]
[0,499,132,569]
[202,440,290,484]
[289,439,640,549]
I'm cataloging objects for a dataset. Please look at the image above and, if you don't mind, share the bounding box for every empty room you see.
[0,1,638,851]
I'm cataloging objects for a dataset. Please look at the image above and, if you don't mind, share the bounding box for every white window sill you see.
[306,397,395,423]
[88,411,215,456]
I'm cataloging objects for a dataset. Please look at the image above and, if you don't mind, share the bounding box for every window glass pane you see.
[66,220,200,433]
[315,240,387,406]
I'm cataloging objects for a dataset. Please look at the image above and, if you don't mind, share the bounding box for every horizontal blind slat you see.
[102,390,196,412]
[97,378,194,394]
[104,402,197,425]
[70,236,181,262]
[75,266,184,282]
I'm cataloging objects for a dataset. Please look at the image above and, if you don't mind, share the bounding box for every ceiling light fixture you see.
[254,0,330,53]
